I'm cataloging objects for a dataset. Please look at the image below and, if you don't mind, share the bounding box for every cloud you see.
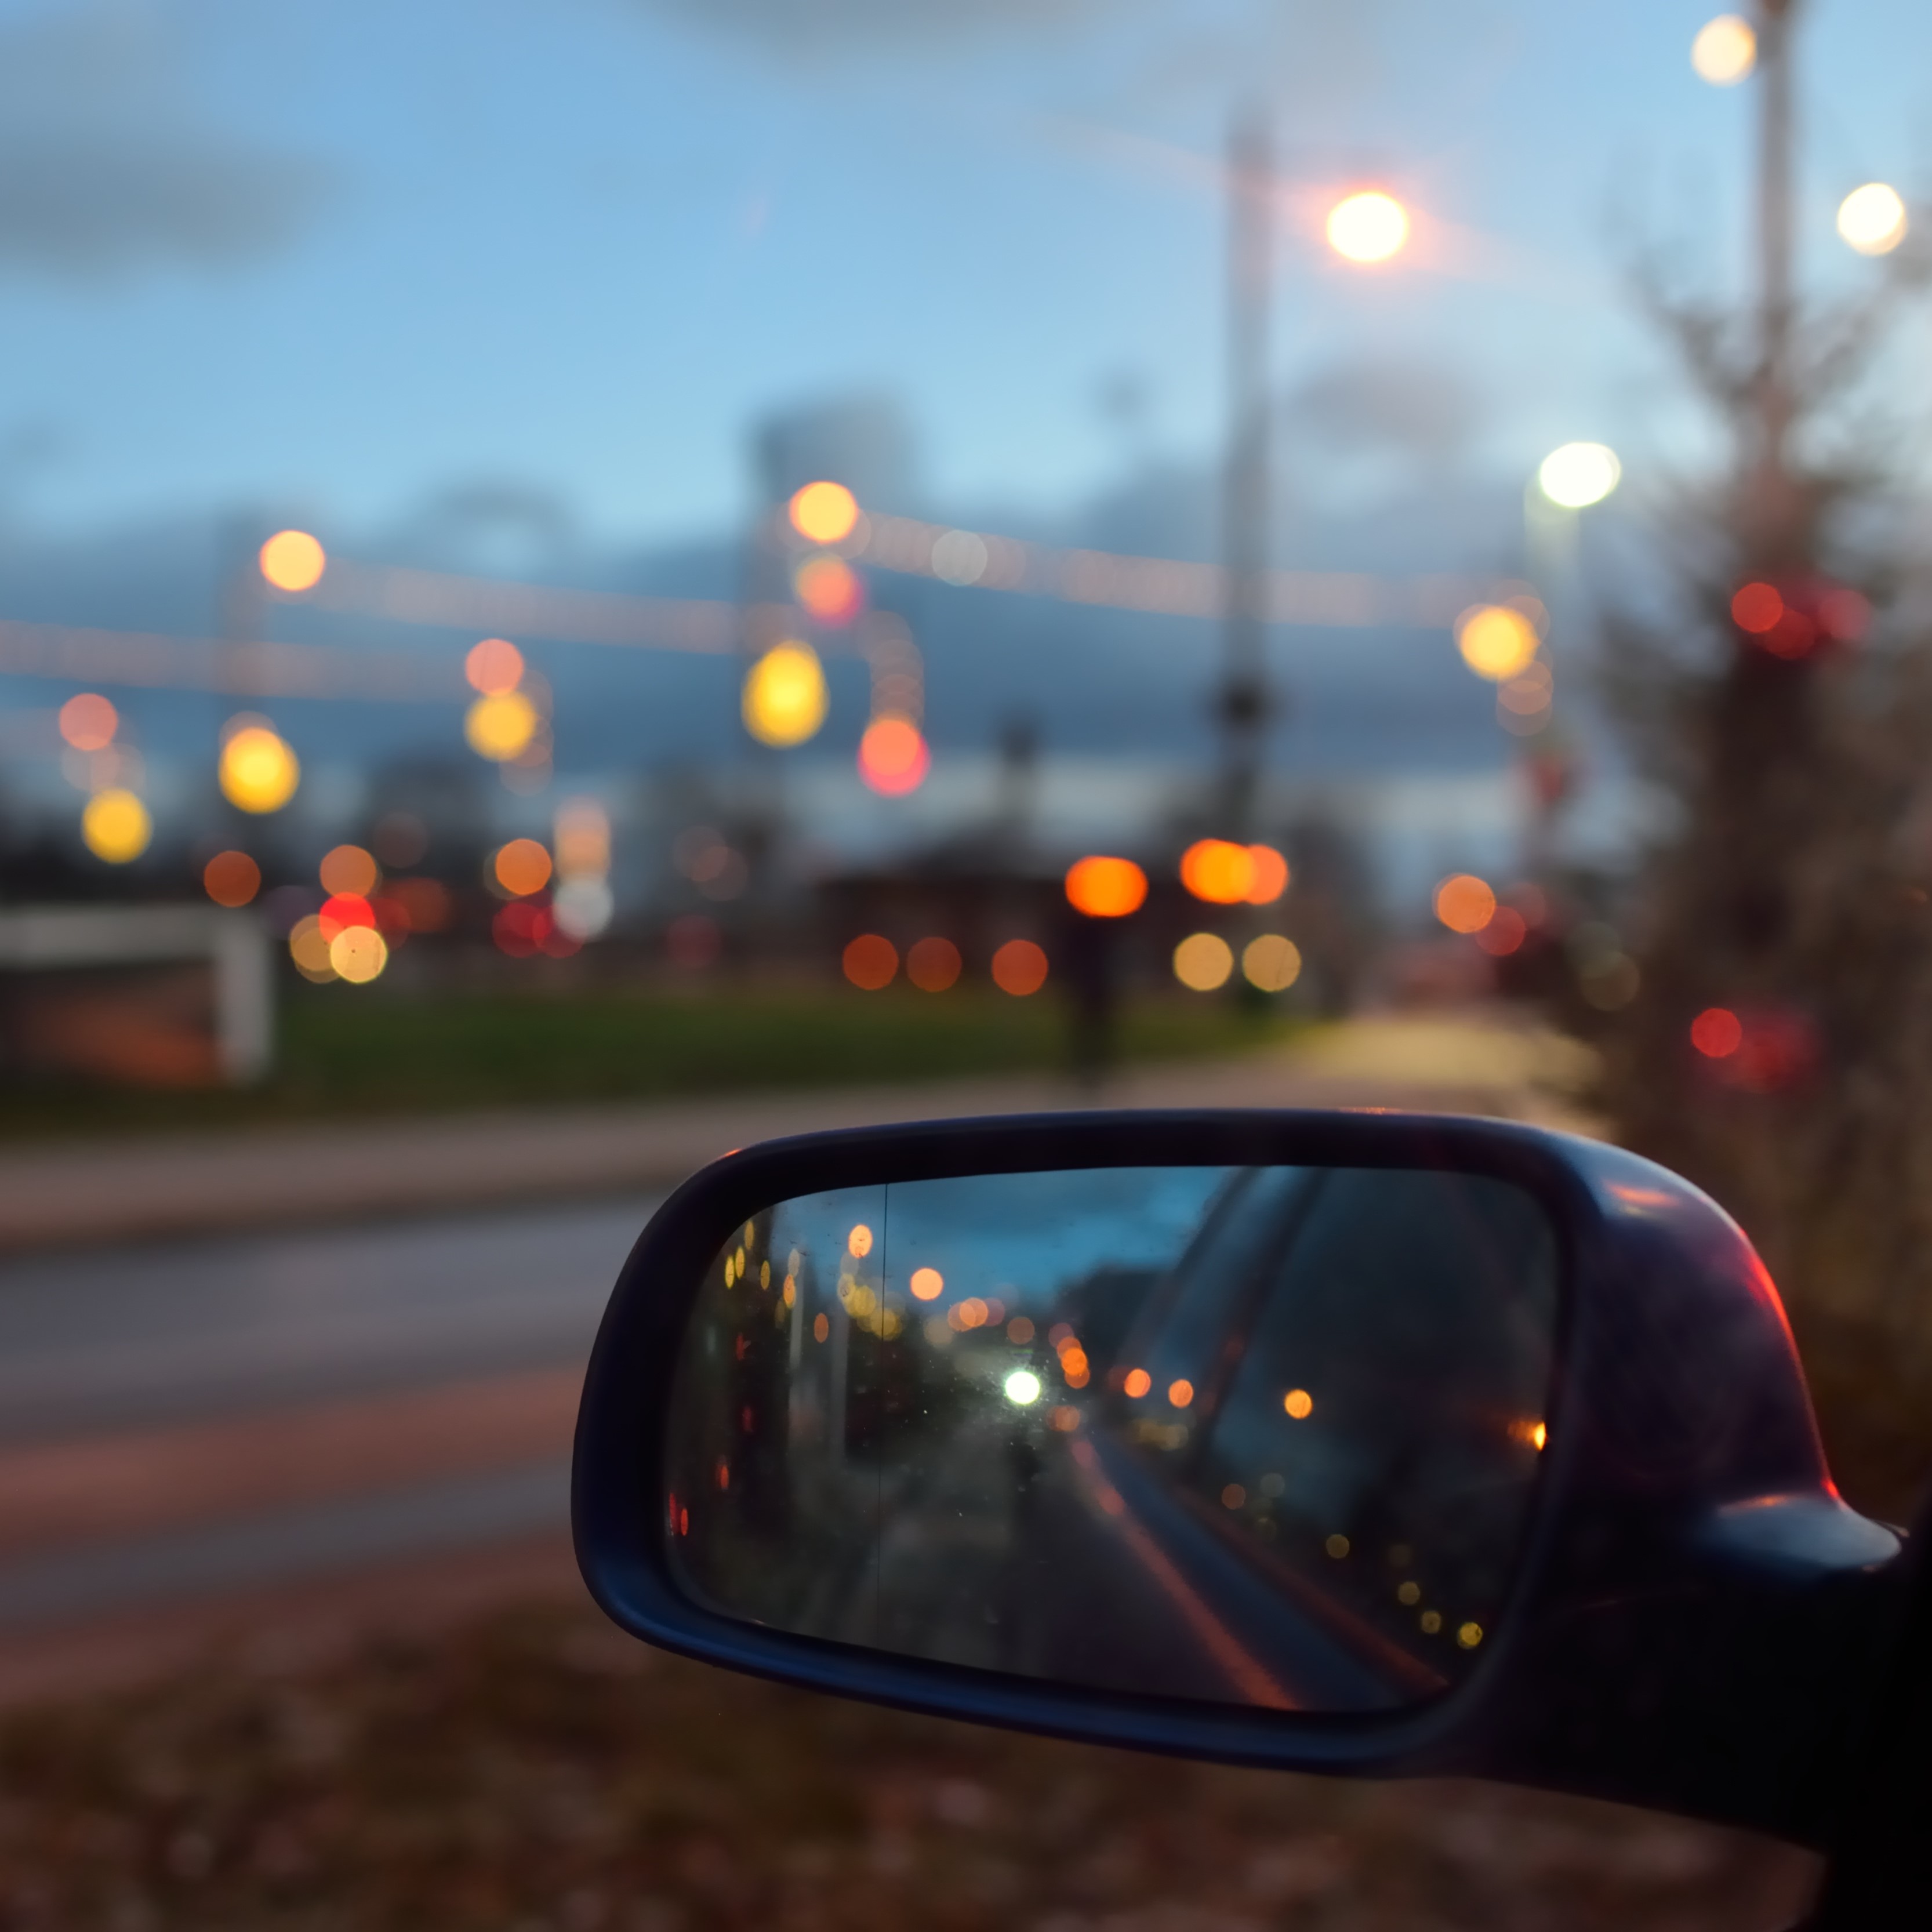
[1285,357,1480,466]
[633,0,1101,54]
[0,7,328,281]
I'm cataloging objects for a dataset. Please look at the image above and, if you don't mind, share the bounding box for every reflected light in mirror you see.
[666,1163,1558,1716]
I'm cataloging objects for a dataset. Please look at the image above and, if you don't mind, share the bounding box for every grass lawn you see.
[0,984,1306,1139]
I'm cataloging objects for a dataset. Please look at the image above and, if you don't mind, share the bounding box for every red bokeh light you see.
[1731,583,1783,634]
[1691,1007,1743,1058]
[1475,905,1528,956]
[990,938,1048,996]
[317,893,375,942]
[842,932,899,990]
[492,898,579,958]
[858,717,929,796]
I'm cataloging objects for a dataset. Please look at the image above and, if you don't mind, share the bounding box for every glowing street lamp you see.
[1325,191,1410,264]
[1837,183,1908,257]
[1691,14,1756,85]
[1537,442,1621,510]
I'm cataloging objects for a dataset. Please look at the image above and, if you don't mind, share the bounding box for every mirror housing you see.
[573,1110,1901,1846]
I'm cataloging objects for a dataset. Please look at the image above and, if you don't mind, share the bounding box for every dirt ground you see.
[0,1600,1819,1932]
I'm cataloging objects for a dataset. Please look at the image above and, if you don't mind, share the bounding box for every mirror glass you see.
[663,1164,1557,1714]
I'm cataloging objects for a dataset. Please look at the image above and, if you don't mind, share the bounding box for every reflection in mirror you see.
[664,1165,1557,1715]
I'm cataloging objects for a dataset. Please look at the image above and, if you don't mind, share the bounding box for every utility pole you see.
[1218,106,1273,840]
[1748,0,1799,560]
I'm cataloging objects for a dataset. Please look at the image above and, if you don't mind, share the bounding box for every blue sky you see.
[1,0,1927,547]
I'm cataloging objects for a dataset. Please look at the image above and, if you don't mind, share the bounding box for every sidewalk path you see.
[0,1012,1597,1254]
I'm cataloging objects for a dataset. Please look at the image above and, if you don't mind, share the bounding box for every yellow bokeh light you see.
[1537,442,1621,509]
[288,914,336,982]
[848,1223,874,1258]
[466,637,525,696]
[789,480,860,545]
[219,724,300,814]
[494,838,554,896]
[1690,14,1755,85]
[1455,605,1540,681]
[1837,183,1908,257]
[742,642,829,747]
[319,844,379,897]
[81,787,151,863]
[1174,931,1234,992]
[328,925,389,985]
[259,529,326,593]
[465,690,539,761]
[1325,191,1409,264]
[1241,934,1302,993]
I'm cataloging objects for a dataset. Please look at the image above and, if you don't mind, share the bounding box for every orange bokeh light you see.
[1168,1379,1194,1408]
[494,838,554,897]
[1123,1368,1152,1399]
[1284,1388,1313,1419]
[1435,873,1497,935]
[858,717,930,796]
[1245,844,1290,905]
[794,554,865,624]
[842,932,898,989]
[1731,583,1783,634]
[909,1266,943,1301]
[202,849,261,907]
[789,480,860,546]
[1065,855,1149,918]
[1178,840,1285,906]
[319,844,379,898]
[466,637,525,696]
[259,529,326,593]
[907,935,963,991]
[1180,838,1251,904]
[58,692,118,751]
[990,938,1048,996]
[848,1223,874,1258]
[1691,1007,1743,1058]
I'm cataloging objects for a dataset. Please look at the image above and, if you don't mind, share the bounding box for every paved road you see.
[0,1019,1597,1705]
[0,1194,655,1701]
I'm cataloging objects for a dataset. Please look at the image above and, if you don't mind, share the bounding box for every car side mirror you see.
[572,1110,1902,1850]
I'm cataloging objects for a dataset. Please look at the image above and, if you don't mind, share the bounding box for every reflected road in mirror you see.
[666,1165,1556,1714]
